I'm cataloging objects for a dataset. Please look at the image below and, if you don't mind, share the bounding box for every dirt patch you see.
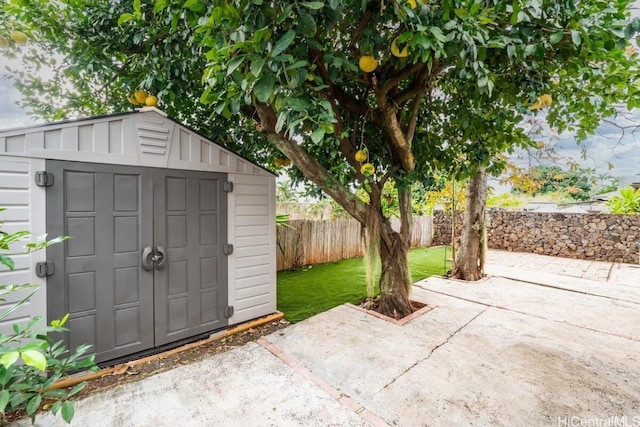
[352,298,434,325]
[359,297,427,317]
[5,318,290,424]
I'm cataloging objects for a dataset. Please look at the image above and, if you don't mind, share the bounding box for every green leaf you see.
[271,30,296,57]
[133,0,141,17]
[0,351,19,369]
[285,60,308,71]
[51,312,69,328]
[429,27,448,43]
[297,11,317,37]
[0,368,12,386]
[284,97,310,111]
[68,382,88,397]
[510,1,520,24]
[0,254,14,271]
[310,127,325,143]
[50,400,63,415]
[300,2,325,9]
[117,13,134,26]
[0,390,9,413]
[21,349,47,371]
[250,58,266,77]
[550,31,564,44]
[454,9,468,19]
[254,74,275,103]
[571,30,581,46]
[26,395,42,416]
[184,0,204,12]
[61,401,75,423]
[275,111,288,133]
[154,0,169,13]
[226,55,246,76]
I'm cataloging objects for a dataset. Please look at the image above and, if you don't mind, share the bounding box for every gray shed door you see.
[46,161,228,363]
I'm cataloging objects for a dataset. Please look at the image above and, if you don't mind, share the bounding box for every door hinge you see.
[223,181,234,193]
[224,306,234,318]
[223,244,234,255]
[35,262,55,277]
[35,171,54,187]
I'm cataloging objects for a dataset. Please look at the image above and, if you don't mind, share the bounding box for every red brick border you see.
[257,338,389,427]
[345,301,436,326]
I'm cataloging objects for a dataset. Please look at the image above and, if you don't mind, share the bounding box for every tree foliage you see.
[2,0,638,315]
[511,165,593,200]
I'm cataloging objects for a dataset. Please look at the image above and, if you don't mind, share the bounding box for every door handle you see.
[155,246,168,270]
[142,247,154,271]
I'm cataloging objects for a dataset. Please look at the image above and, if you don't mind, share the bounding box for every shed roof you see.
[0,107,275,177]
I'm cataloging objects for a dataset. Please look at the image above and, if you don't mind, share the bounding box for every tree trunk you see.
[451,168,487,281]
[377,220,414,318]
[252,102,414,318]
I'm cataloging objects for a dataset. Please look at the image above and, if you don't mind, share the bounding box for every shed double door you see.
[46,161,228,363]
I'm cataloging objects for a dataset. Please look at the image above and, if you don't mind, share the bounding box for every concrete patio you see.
[15,250,640,426]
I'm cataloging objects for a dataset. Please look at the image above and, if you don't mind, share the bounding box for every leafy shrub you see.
[0,208,99,424]
[606,186,640,214]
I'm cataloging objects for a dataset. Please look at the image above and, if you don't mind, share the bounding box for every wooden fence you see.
[276,216,433,271]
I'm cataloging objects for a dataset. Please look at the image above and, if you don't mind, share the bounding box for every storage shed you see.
[0,108,277,363]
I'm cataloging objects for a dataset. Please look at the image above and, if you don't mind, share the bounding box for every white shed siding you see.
[0,108,277,334]
[0,108,273,178]
[227,173,276,323]
[0,157,47,329]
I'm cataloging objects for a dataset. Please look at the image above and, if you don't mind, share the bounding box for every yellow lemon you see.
[274,158,284,167]
[528,98,543,110]
[134,90,148,104]
[10,30,27,45]
[539,94,552,106]
[282,158,291,167]
[128,95,141,105]
[359,56,378,73]
[360,163,375,176]
[145,95,158,107]
[407,0,418,9]
[355,150,367,162]
[391,38,409,58]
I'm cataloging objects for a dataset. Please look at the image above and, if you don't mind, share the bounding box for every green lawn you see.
[277,245,451,323]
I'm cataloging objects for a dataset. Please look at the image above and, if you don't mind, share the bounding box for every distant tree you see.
[512,166,593,201]
[276,180,299,202]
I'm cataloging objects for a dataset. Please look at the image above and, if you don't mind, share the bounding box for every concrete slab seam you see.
[375,307,489,394]
[257,337,389,427]
[420,287,640,343]
[487,273,639,305]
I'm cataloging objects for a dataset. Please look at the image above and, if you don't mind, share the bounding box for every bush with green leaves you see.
[0,208,99,424]
[606,186,640,214]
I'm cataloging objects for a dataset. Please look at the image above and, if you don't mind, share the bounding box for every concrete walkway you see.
[16,251,640,426]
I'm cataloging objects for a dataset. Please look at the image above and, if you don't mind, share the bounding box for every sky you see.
[1,14,640,190]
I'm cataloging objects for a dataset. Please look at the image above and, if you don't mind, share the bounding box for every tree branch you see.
[252,102,368,224]
[406,91,425,146]
[380,61,426,96]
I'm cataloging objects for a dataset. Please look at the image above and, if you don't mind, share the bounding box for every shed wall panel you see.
[228,173,276,323]
[0,157,46,330]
